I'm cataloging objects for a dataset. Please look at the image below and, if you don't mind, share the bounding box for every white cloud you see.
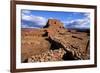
[21,24,40,29]
[63,14,90,28]
[83,13,90,18]
[21,24,29,28]
[49,17,54,19]
[21,12,47,27]
[22,10,31,14]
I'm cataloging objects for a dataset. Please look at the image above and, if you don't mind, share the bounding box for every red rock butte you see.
[44,19,64,28]
[43,19,67,36]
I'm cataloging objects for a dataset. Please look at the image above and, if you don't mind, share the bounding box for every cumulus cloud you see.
[21,10,47,28]
[63,13,90,29]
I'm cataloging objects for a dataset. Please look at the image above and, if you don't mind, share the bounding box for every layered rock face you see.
[21,19,90,63]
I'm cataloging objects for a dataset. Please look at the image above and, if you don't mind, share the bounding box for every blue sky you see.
[21,9,90,29]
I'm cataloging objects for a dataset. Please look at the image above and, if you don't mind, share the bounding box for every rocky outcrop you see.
[49,34,89,60]
[28,48,66,62]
